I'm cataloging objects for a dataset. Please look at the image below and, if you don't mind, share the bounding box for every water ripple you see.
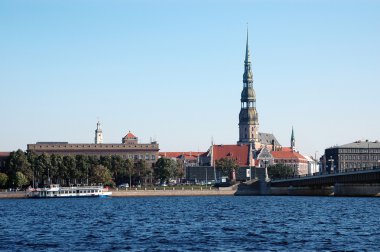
[0,196,379,251]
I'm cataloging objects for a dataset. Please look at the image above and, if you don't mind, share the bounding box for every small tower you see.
[95,121,103,144]
[291,126,295,151]
[238,28,259,145]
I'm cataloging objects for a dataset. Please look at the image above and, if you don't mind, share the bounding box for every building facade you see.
[27,126,159,167]
[324,140,380,173]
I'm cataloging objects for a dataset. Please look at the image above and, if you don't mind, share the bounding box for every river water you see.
[0,196,379,251]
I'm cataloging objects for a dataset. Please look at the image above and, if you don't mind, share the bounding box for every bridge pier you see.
[269,186,334,196]
[334,183,380,197]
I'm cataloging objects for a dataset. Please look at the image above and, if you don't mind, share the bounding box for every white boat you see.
[27,184,112,198]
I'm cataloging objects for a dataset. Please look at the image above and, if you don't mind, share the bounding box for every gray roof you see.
[258,132,281,146]
[328,140,380,149]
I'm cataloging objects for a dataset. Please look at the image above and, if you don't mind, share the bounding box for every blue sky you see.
[1,0,379,157]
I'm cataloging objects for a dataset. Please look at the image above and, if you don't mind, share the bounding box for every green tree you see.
[175,160,185,180]
[50,154,62,184]
[100,156,112,170]
[135,159,153,186]
[15,171,29,188]
[0,173,8,188]
[76,155,90,184]
[7,149,32,184]
[63,156,76,185]
[215,157,239,180]
[36,153,51,185]
[27,151,38,187]
[267,164,295,179]
[91,165,113,185]
[166,159,183,182]
[110,155,124,184]
[124,159,134,187]
[153,158,172,183]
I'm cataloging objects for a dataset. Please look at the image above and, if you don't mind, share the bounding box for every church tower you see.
[95,121,103,144]
[238,29,259,145]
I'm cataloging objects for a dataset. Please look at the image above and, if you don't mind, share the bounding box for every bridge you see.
[270,166,380,187]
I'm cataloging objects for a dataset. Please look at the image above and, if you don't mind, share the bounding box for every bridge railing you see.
[271,165,380,181]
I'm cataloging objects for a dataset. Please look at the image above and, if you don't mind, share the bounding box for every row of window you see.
[340,163,379,169]
[121,154,156,161]
[338,148,380,154]
[340,155,380,161]
[35,144,156,149]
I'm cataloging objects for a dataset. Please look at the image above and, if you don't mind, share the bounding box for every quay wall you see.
[0,192,26,199]
[112,188,236,197]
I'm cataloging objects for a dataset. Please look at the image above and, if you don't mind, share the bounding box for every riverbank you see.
[2,183,379,198]
[0,187,236,199]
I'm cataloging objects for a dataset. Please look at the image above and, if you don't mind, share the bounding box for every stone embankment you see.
[0,191,26,199]
[113,188,235,197]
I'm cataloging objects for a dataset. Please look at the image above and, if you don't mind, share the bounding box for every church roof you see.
[258,132,281,146]
[212,144,250,166]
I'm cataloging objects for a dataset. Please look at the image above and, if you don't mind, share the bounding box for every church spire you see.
[243,26,253,87]
[291,126,295,151]
[238,28,259,145]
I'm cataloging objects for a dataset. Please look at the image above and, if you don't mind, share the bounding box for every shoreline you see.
[0,188,236,199]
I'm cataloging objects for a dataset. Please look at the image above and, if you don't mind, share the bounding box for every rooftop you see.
[328,140,380,149]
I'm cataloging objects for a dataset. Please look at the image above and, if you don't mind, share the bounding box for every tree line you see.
[0,150,184,189]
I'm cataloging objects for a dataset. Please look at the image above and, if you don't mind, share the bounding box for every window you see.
[152,155,156,160]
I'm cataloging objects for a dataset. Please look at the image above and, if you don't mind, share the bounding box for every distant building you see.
[0,152,10,172]
[159,152,204,167]
[304,155,319,175]
[271,148,308,176]
[27,123,159,167]
[324,140,380,173]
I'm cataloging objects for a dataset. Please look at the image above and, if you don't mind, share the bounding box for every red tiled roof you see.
[271,150,307,161]
[0,152,11,157]
[280,147,293,152]
[124,131,136,139]
[212,145,250,166]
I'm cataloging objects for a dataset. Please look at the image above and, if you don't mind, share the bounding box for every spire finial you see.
[245,24,250,64]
